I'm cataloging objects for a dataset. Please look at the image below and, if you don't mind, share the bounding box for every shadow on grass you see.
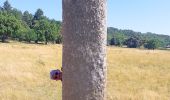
[0,41,10,43]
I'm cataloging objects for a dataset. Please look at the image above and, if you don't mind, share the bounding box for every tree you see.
[25,29,36,43]
[32,9,44,30]
[125,37,141,48]
[0,6,2,12]
[11,8,22,20]
[14,21,30,41]
[0,14,6,42]
[3,0,12,12]
[0,12,20,42]
[144,39,160,50]
[33,9,44,20]
[110,32,125,46]
[55,34,62,44]
[62,0,107,100]
[48,20,62,44]
[34,18,49,44]
[22,11,33,28]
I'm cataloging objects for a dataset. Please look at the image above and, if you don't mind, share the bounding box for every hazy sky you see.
[1,0,170,35]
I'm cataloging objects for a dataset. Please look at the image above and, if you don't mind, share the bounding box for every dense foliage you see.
[108,27,170,49]
[0,1,62,44]
[144,39,160,50]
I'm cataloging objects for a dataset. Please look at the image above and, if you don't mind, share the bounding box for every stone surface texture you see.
[62,0,107,100]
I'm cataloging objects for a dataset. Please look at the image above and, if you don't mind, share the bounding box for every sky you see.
[0,0,170,35]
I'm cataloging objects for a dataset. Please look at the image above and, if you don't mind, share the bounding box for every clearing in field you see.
[0,42,170,100]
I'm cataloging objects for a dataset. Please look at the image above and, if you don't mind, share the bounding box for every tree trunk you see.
[62,0,107,100]
[35,40,38,44]
[45,39,48,45]
[1,34,7,43]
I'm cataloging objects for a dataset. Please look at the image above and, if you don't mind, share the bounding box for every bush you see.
[125,37,141,48]
[144,39,160,50]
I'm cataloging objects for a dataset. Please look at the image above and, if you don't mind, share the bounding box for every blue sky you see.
[0,0,170,35]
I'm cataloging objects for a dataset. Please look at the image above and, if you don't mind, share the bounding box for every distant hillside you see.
[107,27,170,47]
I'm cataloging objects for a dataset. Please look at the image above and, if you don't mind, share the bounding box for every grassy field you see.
[0,41,170,100]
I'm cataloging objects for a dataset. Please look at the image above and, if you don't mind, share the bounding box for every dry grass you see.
[0,42,170,100]
[0,41,62,100]
[107,47,170,100]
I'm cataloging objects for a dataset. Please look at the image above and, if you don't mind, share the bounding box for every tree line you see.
[1,1,170,49]
[0,0,62,44]
[107,27,170,49]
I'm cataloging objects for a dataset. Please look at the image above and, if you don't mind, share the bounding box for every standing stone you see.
[62,0,107,100]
